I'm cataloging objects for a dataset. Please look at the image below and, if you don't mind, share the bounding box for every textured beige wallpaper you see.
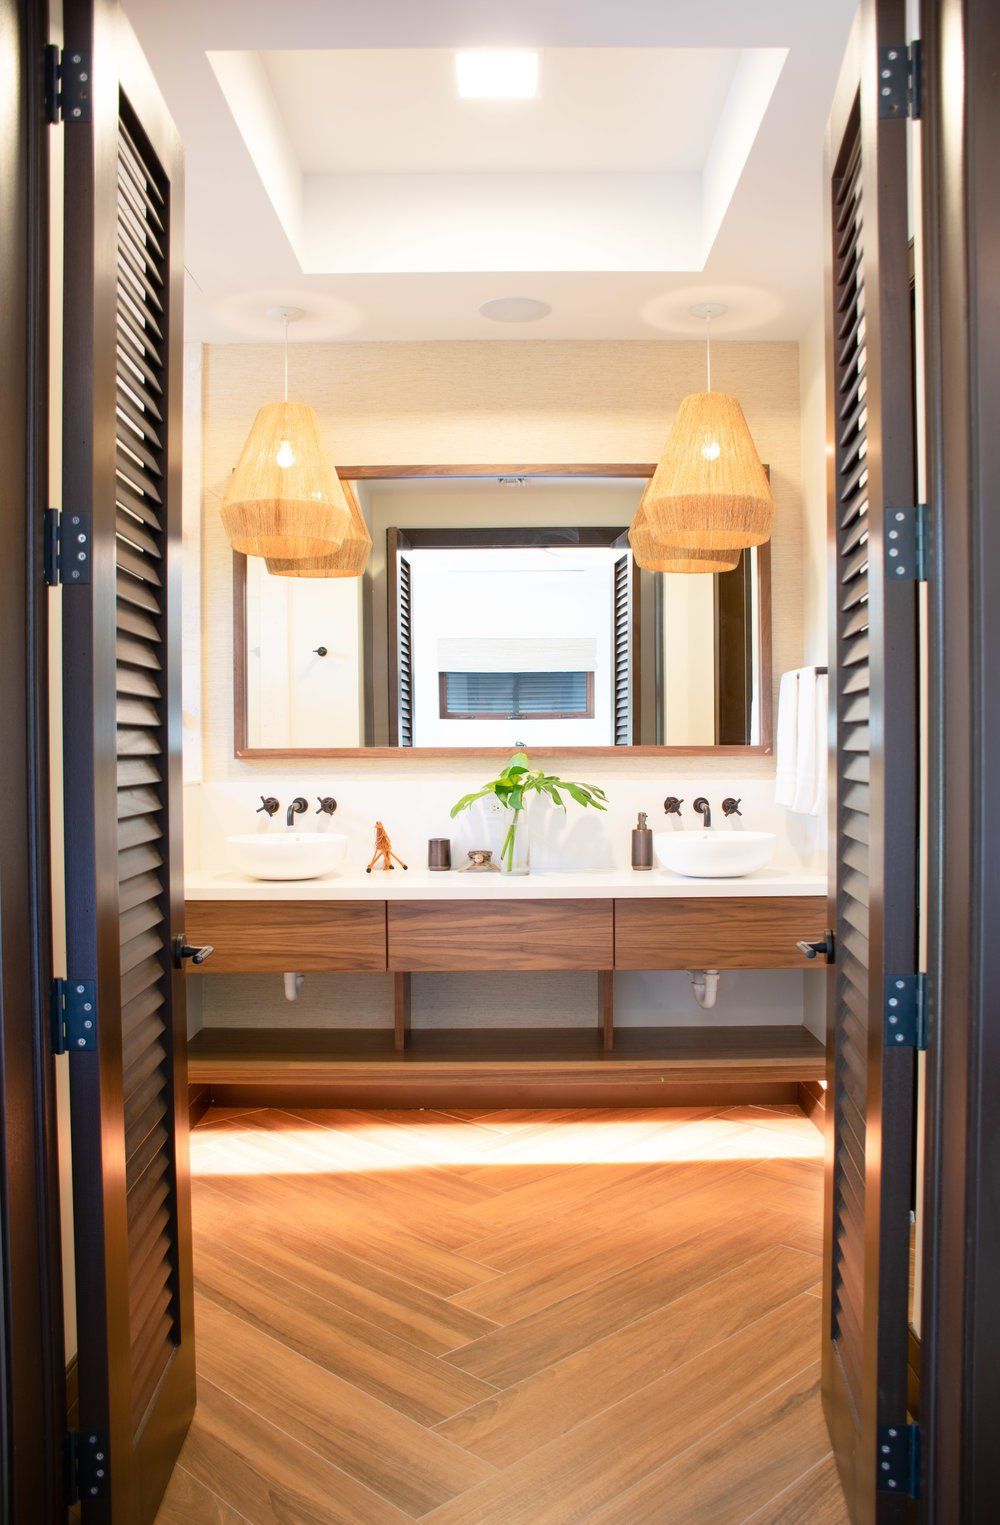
[199,339,803,782]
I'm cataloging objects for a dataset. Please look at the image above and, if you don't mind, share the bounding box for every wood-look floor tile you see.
[445,1210,806,1388]
[743,1451,850,1523]
[159,1105,838,1525]
[192,1169,497,1297]
[194,1241,495,1425]
[586,1360,828,1523]
[179,1378,412,1524]
[154,1466,248,1524]
[192,1296,495,1517]
[423,1295,821,1525]
[192,1179,497,1354]
[436,1244,821,1467]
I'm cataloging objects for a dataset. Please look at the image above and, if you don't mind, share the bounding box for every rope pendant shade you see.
[220,400,352,560]
[628,495,741,574]
[643,390,774,550]
[264,480,372,579]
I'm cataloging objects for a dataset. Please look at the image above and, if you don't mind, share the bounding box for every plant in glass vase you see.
[450,752,608,875]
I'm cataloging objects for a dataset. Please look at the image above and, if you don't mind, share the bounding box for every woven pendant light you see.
[220,308,351,560]
[628,495,741,575]
[265,480,372,579]
[642,305,774,550]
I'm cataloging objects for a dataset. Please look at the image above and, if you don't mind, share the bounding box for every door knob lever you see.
[797,932,835,963]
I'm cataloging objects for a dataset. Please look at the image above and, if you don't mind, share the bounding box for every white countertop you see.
[185,866,825,902]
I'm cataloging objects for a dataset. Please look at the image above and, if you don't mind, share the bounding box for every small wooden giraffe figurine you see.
[366,820,408,873]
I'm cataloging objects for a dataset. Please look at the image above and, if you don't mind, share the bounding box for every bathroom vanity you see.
[184,871,826,1111]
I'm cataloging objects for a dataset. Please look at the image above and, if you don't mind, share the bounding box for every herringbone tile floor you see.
[156,1104,848,1524]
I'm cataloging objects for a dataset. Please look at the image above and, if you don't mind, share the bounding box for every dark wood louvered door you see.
[61,3,193,1520]
[821,1,920,1519]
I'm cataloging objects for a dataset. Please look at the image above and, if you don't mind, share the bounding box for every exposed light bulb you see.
[701,437,721,462]
[275,439,296,469]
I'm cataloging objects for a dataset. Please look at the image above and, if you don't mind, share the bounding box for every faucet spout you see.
[286,795,308,827]
[693,796,712,829]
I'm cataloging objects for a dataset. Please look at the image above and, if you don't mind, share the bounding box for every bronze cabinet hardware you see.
[256,795,280,816]
[312,646,328,657]
[173,937,214,967]
[663,796,684,815]
[316,796,338,815]
[796,933,835,963]
[722,796,743,817]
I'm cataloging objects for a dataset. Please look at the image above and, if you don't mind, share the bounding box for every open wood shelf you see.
[188,1025,825,1111]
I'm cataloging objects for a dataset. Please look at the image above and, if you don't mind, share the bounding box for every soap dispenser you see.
[631,811,653,871]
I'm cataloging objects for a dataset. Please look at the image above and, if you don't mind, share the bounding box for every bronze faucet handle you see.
[256,795,280,817]
[722,797,743,817]
[316,796,338,815]
[663,796,684,815]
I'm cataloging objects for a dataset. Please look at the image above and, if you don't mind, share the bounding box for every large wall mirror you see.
[233,467,772,757]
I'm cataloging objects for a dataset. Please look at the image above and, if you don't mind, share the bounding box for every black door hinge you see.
[65,1429,109,1505]
[50,978,97,1054]
[44,43,92,124]
[877,1422,920,1496]
[43,508,91,585]
[878,41,922,119]
[885,973,927,1051]
[885,503,928,582]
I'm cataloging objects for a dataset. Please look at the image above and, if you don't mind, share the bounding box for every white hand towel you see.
[791,666,818,814]
[810,672,828,817]
[775,670,800,807]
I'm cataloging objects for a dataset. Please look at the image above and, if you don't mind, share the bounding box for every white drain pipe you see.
[690,969,721,1009]
[283,972,304,1002]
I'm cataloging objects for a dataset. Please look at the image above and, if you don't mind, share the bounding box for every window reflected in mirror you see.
[237,474,771,755]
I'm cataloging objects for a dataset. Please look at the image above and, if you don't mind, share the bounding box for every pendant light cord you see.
[283,315,289,404]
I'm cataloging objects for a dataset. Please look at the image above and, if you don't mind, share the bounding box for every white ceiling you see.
[122,0,858,344]
[259,48,740,175]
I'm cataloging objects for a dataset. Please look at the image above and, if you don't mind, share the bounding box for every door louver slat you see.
[114,105,180,1436]
[829,100,870,1421]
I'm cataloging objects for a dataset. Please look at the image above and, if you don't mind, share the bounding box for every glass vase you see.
[498,805,530,875]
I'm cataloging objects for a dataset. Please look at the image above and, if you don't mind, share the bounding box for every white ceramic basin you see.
[653,828,777,879]
[226,831,348,882]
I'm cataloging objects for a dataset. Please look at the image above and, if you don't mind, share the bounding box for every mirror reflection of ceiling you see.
[122,0,859,343]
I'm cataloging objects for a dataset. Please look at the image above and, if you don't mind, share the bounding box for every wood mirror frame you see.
[232,464,774,759]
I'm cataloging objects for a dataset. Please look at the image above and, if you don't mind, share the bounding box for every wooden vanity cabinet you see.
[183,899,387,973]
[614,896,826,970]
[387,899,614,971]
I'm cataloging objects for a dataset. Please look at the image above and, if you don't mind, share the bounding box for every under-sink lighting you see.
[455,49,539,100]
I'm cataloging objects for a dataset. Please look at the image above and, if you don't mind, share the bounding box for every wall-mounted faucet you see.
[722,797,743,818]
[693,796,712,828]
[286,796,308,827]
[316,796,338,816]
[256,795,280,817]
[664,796,684,816]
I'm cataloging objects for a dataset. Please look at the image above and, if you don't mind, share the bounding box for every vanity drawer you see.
[183,900,387,973]
[388,899,614,972]
[614,896,827,970]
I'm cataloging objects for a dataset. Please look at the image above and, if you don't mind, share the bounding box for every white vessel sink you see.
[226,832,348,882]
[653,829,776,879]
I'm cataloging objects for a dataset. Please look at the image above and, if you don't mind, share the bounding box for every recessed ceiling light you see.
[455,50,539,101]
[479,296,552,324]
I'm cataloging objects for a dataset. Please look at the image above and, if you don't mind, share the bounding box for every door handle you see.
[797,932,835,963]
[173,937,214,967]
